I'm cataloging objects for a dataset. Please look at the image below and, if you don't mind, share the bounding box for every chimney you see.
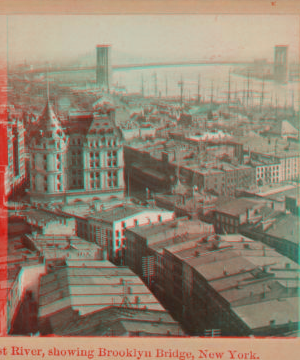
[262,284,266,299]
[246,208,250,223]
[135,296,140,308]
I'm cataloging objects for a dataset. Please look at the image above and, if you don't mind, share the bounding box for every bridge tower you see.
[274,45,288,83]
[96,45,111,91]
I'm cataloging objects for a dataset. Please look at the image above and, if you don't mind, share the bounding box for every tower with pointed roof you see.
[29,100,67,200]
[29,94,125,205]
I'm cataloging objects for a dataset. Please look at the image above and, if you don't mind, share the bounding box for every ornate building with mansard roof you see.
[28,97,125,205]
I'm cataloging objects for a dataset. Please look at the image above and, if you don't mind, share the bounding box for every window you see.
[90,172,100,189]
[89,152,99,168]
[32,176,36,191]
[108,171,118,188]
[116,230,120,238]
[107,151,118,167]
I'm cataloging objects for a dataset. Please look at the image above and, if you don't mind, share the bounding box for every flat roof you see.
[126,218,209,243]
[264,187,299,201]
[233,297,298,330]
[25,209,72,224]
[26,234,101,260]
[89,205,171,223]
[215,197,265,217]
[47,306,183,336]
[39,265,166,318]
[263,213,299,244]
[165,234,300,318]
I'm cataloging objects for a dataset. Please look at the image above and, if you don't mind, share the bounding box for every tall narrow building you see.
[274,45,288,83]
[96,45,111,90]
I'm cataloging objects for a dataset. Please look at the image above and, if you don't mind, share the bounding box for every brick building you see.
[161,235,299,336]
[125,218,214,287]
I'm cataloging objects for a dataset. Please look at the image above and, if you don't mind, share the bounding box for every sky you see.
[4,15,300,65]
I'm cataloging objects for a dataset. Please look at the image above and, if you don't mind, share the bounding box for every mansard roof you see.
[87,113,116,136]
[92,96,115,112]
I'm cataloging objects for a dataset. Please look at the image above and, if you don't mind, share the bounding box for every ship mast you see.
[260,75,265,112]
[141,74,144,97]
[197,74,201,104]
[210,79,214,105]
[227,68,231,106]
[165,76,168,98]
[247,70,250,109]
[178,75,184,110]
[153,72,158,98]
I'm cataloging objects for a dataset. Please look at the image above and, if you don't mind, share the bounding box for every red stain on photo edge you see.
[0,60,8,336]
